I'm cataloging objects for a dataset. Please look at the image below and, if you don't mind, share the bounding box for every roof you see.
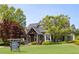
[27,23,45,34]
[27,23,38,29]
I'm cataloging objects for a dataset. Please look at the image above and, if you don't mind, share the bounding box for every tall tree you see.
[71,24,76,33]
[0,4,26,44]
[75,29,79,36]
[0,4,26,27]
[40,14,72,42]
[0,20,25,43]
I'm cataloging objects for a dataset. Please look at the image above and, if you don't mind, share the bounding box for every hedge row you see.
[29,40,67,45]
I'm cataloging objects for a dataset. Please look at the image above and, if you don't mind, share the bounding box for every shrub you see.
[42,41,53,45]
[21,42,25,45]
[76,36,79,40]
[30,41,37,45]
[58,41,67,44]
[2,41,10,46]
[74,40,79,45]
[0,42,4,46]
[66,40,75,43]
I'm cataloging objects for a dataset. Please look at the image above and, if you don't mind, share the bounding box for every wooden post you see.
[34,35,35,42]
[72,34,75,40]
[44,34,46,42]
[25,37,28,44]
[70,33,75,40]
[34,35,35,41]
[37,34,38,43]
[65,36,67,41]
[50,34,52,41]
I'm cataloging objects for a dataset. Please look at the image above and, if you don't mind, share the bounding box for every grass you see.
[0,44,79,54]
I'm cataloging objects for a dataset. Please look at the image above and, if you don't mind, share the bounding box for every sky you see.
[9,4,79,28]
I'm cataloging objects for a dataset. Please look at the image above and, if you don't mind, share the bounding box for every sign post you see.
[9,39,20,52]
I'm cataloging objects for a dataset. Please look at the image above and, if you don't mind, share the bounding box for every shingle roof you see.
[27,23,44,34]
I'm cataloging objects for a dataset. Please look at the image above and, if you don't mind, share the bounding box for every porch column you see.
[72,34,75,40]
[34,35,35,41]
[37,34,39,43]
[25,36,28,44]
[44,34,46,42]
[50,34,52,41]
[65,36,67,41]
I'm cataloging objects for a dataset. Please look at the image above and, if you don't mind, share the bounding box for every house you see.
[26,23,75,44]
[26,23,44,44]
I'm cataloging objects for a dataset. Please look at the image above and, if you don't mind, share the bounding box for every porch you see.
[26,28,75,44]
[27,28,44,44]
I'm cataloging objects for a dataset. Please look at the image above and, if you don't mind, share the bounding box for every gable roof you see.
[27,23,44,35]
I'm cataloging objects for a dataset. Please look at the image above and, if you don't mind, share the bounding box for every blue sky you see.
[9,4,79,28]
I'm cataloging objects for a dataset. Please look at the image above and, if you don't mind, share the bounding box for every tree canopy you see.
[75,29,79,35]
[0,4,26,44]
[0,4,26,27]
[0,20,25,42]
[40,14,73,41]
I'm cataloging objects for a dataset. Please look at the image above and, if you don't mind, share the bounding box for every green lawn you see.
[0,44,79,54]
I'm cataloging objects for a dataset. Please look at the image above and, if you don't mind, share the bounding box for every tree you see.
[0,19,26,45]
[0,4,26,45]
[75,29,79,36]
[0,4,26,27]
[71,24,76,33]
[40,14,72,42]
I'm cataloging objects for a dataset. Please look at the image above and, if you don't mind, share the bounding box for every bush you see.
[0,42,4,46]
[76,36,79,40]
[42,41,53,45]
[30,41,37,45]
[58,41,67,44]
[21,42,25,45]
[74,40,79,45]
[66,40,75,43]
[0,41,10,46]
